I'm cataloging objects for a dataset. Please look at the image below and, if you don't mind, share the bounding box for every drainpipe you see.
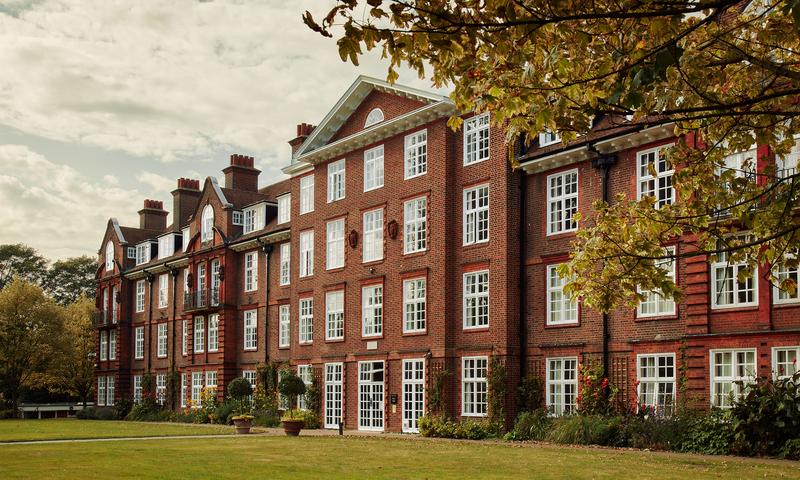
[169,266,179,387]
[517,139,529,383]
[145,271,155,373]
[258,239,273,363]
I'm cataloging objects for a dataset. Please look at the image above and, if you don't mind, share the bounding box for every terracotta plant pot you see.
[281,419,304,437]
[232,417,253,435]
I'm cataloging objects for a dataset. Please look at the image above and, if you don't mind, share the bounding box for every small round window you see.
[364,108,384,128]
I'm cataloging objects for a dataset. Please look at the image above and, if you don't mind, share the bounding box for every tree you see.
[304,0,800,311]
[44,256,97,306]
[49,297,95,407]
[0,279,65,411]
[278,372,306,418]
[0,244,47,291]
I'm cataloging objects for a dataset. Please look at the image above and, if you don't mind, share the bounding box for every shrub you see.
[577,360,618,416]
[505,409,550,441]
[114,398,133,420]
[214,401,238,425]
[518,376,544,413]
[0,408,18,419]
[679,409,734,455]
[291,409,321,429]
[779,438,800,460]
[619,414,691,451]
[94,407,118,421]
[126,403,171,422]
[278,372,306,419]
[76,407,97,420]
[253,410,281,427]
[419,414,501,440]
[545,415,624,446]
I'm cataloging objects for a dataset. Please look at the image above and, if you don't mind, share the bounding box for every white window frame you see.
[362,208,384,263]
[194,316,205,353]
[326,218,345,270]
[361,284,383,337]
[106,376,114,406]
[324,362,343,429]
[201,205,214,242]
[546,264,578,326]
[463,112,490,165]
[243,204,265,234]
[637,146,674,208]
[232,210,243,226]
[773,253,800,305]
[463,270,489,329]
[299,230,314,277]
[711,236,758,309]
[326,290,345,341]
[157,323,167,358]
[546,357,578,416]
[135,243,150,266]
[191,372,203,407]
[547,169,579,235]
[404,197,427,254]
[158,274,168,309]
[363,145,385,192]
[134,326,144,360]
[135,280,145,313]
[158,234,175,259]
[244,310,257,351]
[297,365,313,410]
[710,348,757,408]
[636,353,676,415]
[299,298,314,344]
[111,286,118,323]
[181,319,188,355]
[402,358,426,433]
[156,374,166,405]
[358,360,385,431]
[279,305,290,348]
[364,108,384,127]
[182,227,190,252]
[279,242,291,286]
[180,373,187,408]
[299,174,315,215]
[277,194,291,225]
[133,375,142,404]
[637,246,677,317]
[539,130,561,147]
[404,130,428,179]
[327,159,346,202]
[463,184,489,245]
[244,251,258,292]
[97,376,106,406]
[127,246,136,260]
[109,330,116,360]
[99,331,108,361]
[105,241,114,272]
[403,278,426,333]
[772,346,800,379]
[461,356,488,417]
[208,314,219,352]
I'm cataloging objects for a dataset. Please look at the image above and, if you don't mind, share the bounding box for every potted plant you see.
[279,371,307,436]
[227,377,254,434]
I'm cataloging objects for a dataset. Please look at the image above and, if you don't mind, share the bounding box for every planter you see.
[232,417,253,435]
[281,419,304,437]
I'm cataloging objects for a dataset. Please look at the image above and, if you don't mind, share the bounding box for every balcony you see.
[91,310,108,327]
[183,288,221,312]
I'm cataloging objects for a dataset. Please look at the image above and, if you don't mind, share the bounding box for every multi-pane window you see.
[127,246,136,259]
[363,209,384,262]
[326,219,345,270]
[132,375,142,403]
[774,253,800,304]
[136,243,149,265]
[244,251,258,292]
[463,185,489,245]
[279,305,290,348]
[158,274,168,308]
[539,130,561,146]
[134,327,144,359]
[711,237,757,308]
[777,136,800,178]
[201,205,214,242]
[97,376,106,406]
[243,204,265,234]
[277,194,291,225]
[404,130,427,179]
[111,286,118,323]
[158,234,175,259]
[181,320,188,355]
[206,371,217,395]
[325,363,343,429]
[637,147,674,208]
[637,354,676,415]
[547,169,578,235]
[773,346,800,379]
[299,298,314,344]
[464,113,490,165]
[196,263,206,299]
[327,159,346,202]
[403,278,426,333]
[180,373,187,408]
[299,174,315,214]
[182,227,190,252]
[194,316,205,353]
[402,359,425,433]
[109,330,116,360]
[243,370,257,389]
[135,280,145,313]
[326,290,344,341]
[463,271,489,329]
[300,230,314,277]
[404,197,427,254]
[547,264,578,325]
[638,247,677,317]
[279,243,291,286]
[462,356,488,416]
[364,145,385,191]
[208,314,219,352]
[711,349,756,408]
[358,361,385,431]
[156,374,166,405]
[547,357,578,416]
[232,211,243,226]
[102,288,108,323]
[362,285,383,337]
[191,372,203,406]
[157,323,167,358]
[106,376,115,406]
[244,310,257,350]
[105,241,114,272]
[210,259,220,306]
[297,365,313,410]
[99,331,108,361]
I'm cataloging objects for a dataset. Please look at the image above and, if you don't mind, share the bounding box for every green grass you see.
[0,419,232,442]
[2,432,800,479]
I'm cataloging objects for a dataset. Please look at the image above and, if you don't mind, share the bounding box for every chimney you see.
[171,178,201,231]
[138,199,168,231]
[223,154,260,192]
[289,123,315,155]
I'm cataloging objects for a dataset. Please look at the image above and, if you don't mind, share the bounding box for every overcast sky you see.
[0,0,444,260]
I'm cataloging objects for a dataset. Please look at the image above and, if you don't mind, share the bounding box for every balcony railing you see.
[91,310,108,327]
[183,288,220,312]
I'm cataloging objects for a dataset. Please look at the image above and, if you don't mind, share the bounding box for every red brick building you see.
[96,76,800,430]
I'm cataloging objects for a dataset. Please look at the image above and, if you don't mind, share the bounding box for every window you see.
[135,242,150,266]
[210,260,220,306]
[99,331,108,361]
[135,280,145,313]
[181,320,188,355]
[106,376,114,406]
[243,204,265,234]
[279,243,291,285]
[777,136,800,178]
[158,234,175,259]
[299,230,314,277]
[105,241,114,272]
[194,316,205,353]
[127,247,136,259]
[102,288,108,323]
[279,305,290,348]
[464,113,490,165]
[358,361,385,431]
[244,310,257,350]
[720,145,757,182]
[539,130,561,146]
[463,270,489,329]
[547,169,578,235]
[196,263,206,300]
[243,370,257,389]
[157,323,167,358]
[327,159,346,202]
[364,107,384,127]
[547,357,578,416]
[109,330,116,360]
[191,372,203,406]
[299,298,314,344]
[638,247,677,317]
[97,376,106,406]
[244,251,258,292]
[180,373,187,408]
[711,237,757,309]
[277,194,291,224]
[362,208,384,262]
[463,185,489,245]
[637,147,674,208]
[364,145,385,191]
[111,286,118,323]
[403,359,425,433]
[637,354,675,415]
[297,365,313,410]
[462,356,488,416]
[547,264,578,325]
[325,290,344,341]
[404,197,427,254]
[325,363,343,429]
[208,314,219,352]
[156,374,166,405]
[201,205,214,242]
[206,371,217,395]
[774,253,800,304]
[404,130,428,179]
[182,227,190,252]
[326,219,345,270]
[158,274,168,309]
[134,327,144,359]
[299,174,314,214]
[403,278,426,333]
[362,285,383,337]
[711,349,756,408]
[231,210,242,226]
[133,375,142,404]
[773,346,800,379]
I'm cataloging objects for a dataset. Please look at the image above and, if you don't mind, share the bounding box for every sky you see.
[0,0,445,260]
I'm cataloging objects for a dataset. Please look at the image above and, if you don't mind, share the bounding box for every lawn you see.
[0,419,232,442]
[1,427,799,479]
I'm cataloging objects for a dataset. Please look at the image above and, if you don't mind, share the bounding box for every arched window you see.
[201,205,215,242]
[105,241,114,272]
[364,108,384,128]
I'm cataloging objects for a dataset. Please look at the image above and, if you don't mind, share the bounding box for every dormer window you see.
[232,211,243,226]
[136,242,153,266]
[127,247,136,259]
[539,130,561,147]
[182,227,190,252]
[201,205,214,242]
[158,234,179,259]
[364,108,384,128]
[105,241,114,272]
[243,203,266,234]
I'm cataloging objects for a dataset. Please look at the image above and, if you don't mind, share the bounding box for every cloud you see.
[136,171,174,194]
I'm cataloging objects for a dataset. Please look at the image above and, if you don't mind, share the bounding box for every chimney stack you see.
[289,123,315,155]
[223,154,260,192]
[171,178,201,231]
[138,199,168,231]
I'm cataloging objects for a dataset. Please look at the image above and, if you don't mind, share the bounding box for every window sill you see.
[544,322,580,329]
[462,241,489,251]
[362,334,384,340]
[299,342,313,346]
[545,231,578,240]
[774,301,800,308]
[710,304,759,312]
[463,326,490,333]
[278,346,290,350]
[326,266,346,274]
[635,314,678,322]
[243,348,258,352]
[362,259,385,267]
[402,330,427,337]
[403,250,428,259]
[325,338,345,344]
[463,157,490,167]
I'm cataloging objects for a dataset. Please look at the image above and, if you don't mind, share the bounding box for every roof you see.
[118,226,162,246]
